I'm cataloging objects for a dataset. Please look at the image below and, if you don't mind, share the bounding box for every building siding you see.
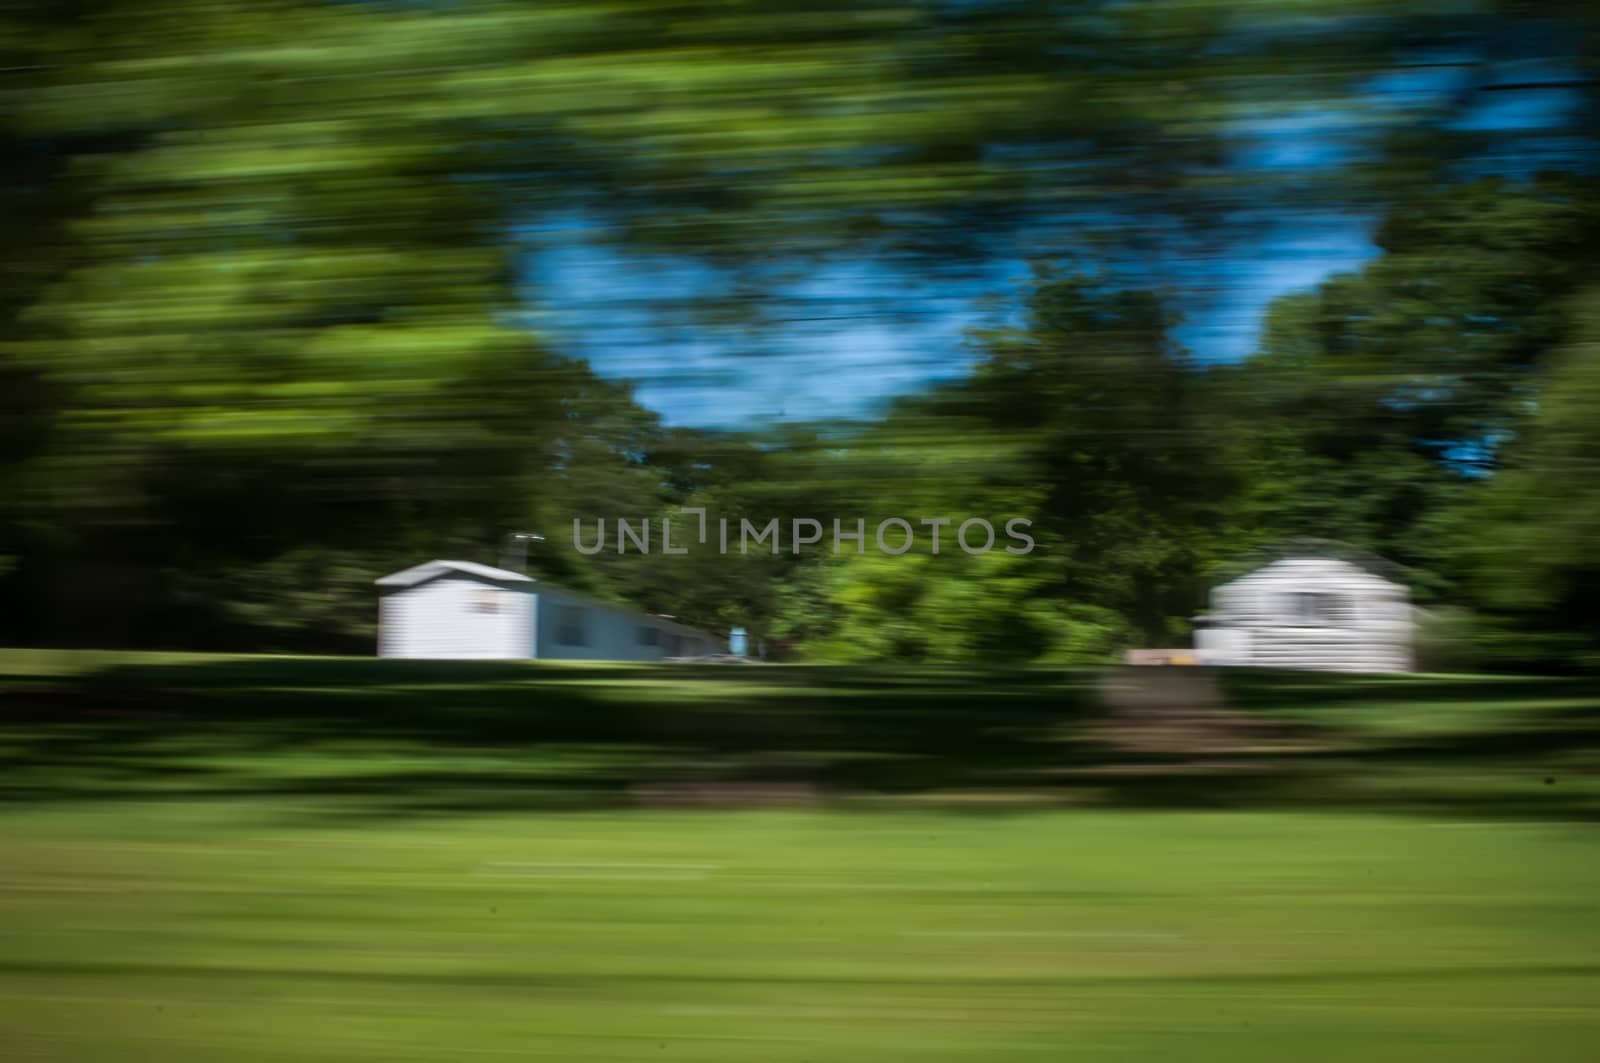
[375,562,717,661]
[1195,558,1414,673]
[533,587,714,662]
[377,577,534,659]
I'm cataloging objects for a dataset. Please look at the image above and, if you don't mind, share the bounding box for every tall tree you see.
[778,270,1236,660]
[1221,175,1600,584]
[1452,287,1600,668]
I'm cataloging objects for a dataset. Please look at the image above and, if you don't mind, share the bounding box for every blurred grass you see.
[1,805,1596,1061]
[0,650,1597,1058]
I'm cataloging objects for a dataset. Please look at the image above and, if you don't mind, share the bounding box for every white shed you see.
[375,560,719,661]
[1193,557,1415,673]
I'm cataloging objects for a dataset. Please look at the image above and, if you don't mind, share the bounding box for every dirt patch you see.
[1091,667,1328,756]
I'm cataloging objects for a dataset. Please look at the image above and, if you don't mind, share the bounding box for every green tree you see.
[1452,287,1600,668]
[1221,175,1600,586]
[779,270,1235,661]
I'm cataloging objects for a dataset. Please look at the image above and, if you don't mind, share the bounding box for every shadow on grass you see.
[1219,668,1596,711]
[0,656,1595,821]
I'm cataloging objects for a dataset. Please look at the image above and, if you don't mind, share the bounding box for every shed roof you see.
[1212,539,1407,585]
[1217,557,1402,591]
[374,559,534,588]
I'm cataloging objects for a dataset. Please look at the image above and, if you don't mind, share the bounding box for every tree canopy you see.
[1,0,1598,666]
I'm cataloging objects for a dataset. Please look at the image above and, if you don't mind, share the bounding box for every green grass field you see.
[1,651,1597,1060]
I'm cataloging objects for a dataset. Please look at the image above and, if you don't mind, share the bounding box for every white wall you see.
[1197,559,1414,673]
[378,577,534,659]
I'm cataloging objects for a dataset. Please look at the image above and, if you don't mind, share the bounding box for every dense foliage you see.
[1,0,1597,667]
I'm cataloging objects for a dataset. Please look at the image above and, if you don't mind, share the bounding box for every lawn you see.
[0,651,1596,1060]
[2,803,1597,1061]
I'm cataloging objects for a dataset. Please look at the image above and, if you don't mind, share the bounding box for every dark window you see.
[1286,592,1341,625]
[556,605,588,646]
[471,590,500,615]
[638,626,659,647]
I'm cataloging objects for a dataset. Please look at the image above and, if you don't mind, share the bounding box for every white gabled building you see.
[375,560,719,661]
[1193,556,1415,673]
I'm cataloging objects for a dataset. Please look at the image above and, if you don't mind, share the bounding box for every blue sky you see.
[522,213,1382,428]
[519,62,1585,429]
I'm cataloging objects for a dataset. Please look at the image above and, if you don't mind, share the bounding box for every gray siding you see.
[533,588,714,662]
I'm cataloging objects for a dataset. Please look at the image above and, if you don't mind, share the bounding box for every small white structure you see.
[1193,557,1415,673]
[375,559,718,661]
